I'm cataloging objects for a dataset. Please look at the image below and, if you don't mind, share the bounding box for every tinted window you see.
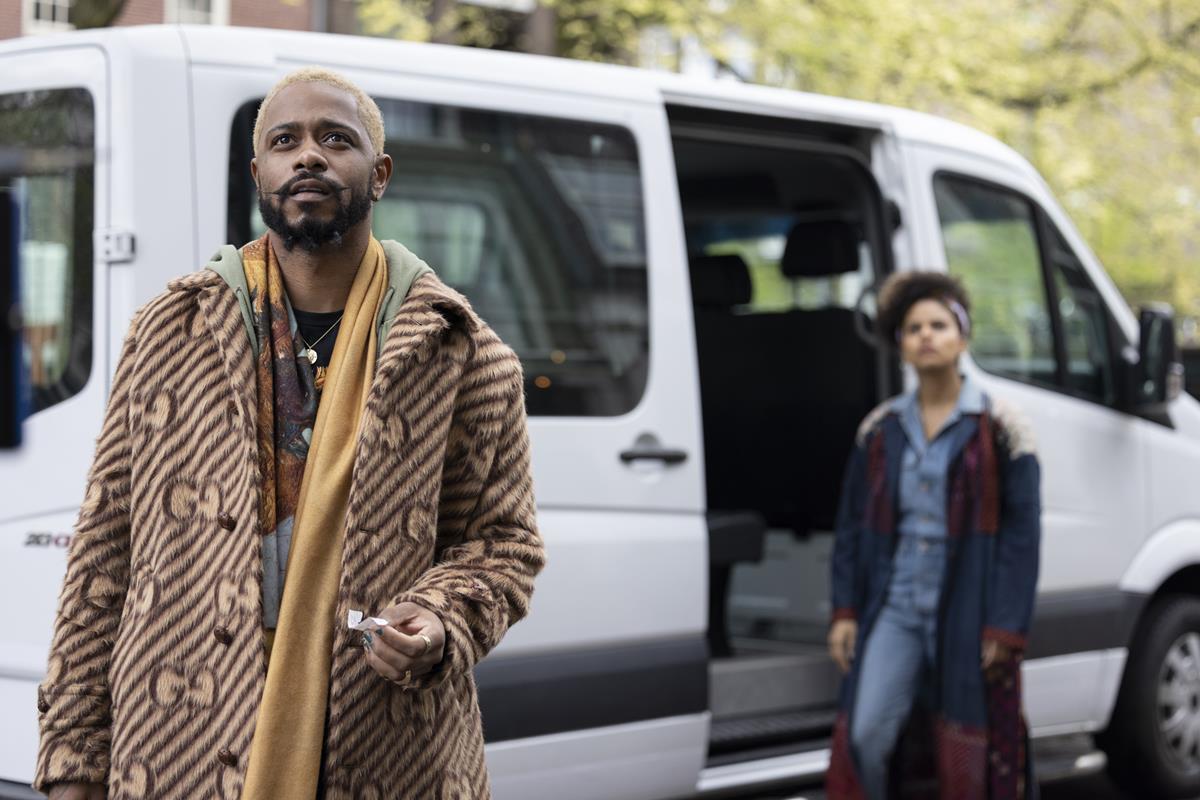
[1047,225,1114,403]
[934,176,1055,386]
[0,88,94,414]
[229,99,648,417]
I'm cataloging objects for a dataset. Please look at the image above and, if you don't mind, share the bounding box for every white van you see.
[1,24,1196,800]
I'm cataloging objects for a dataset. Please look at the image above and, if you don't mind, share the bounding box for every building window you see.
[23,0,74,34]
[164,0,228,25]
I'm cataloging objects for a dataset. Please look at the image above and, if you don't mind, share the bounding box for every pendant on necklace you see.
[301,349,317,365]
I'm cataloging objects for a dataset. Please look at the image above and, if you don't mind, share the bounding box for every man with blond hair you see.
[35,67,544,800]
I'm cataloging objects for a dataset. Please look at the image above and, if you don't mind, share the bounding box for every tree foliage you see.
[358,0,1200,334]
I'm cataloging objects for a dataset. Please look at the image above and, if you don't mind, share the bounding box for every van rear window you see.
[228,98,649,418]
[0,87,94,415]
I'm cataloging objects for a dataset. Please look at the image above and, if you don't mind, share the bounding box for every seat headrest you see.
[690,254,753,308]
[781,220,860,278]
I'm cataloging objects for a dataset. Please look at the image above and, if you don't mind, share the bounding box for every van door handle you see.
[620,446,688,464]
[620,433,689,465]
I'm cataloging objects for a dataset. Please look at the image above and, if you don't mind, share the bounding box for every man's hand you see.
[981,638,1012,676]
[48,783,105,800]
[362,601,447,686]
[828,619,858,674]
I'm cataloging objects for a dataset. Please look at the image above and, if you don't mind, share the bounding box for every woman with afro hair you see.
[824,271,1041,799]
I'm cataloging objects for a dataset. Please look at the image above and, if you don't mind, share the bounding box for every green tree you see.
[357,0,1200,336]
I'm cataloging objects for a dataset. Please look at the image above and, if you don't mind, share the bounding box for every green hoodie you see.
[203,239,434,357]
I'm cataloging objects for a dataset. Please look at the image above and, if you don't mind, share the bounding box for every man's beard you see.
[258,173,373,252]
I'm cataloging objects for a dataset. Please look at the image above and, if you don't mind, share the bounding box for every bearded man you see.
[34,67,544,800]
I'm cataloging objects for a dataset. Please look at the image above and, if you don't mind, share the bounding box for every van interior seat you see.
[690,221,877,540]
[769,219,877,534]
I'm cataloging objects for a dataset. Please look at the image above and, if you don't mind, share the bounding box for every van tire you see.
[1102,594,1200,799]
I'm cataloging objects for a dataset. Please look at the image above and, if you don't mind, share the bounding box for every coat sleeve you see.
[396,350,544,690]
[34,311,142,792]
[830,442,868,623]
[983,436,1042,652]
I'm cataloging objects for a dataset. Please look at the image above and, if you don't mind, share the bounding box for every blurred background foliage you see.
[357,0,1200,339]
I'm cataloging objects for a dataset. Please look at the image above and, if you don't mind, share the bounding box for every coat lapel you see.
[368,273,478,406]
[179,270,258,428]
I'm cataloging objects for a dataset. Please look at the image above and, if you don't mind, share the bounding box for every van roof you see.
[3,25,1036,176]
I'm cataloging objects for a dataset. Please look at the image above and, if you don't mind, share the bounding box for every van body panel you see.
[492,509,706,653]
[1121,518,1200,594]
[1023,651,1125,734]
[0,678,41,789]
[486,714,709,800]
[181,26,664,106]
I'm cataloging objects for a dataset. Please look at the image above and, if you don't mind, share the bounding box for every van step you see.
[710,708,837,754]
[710,649,840,718]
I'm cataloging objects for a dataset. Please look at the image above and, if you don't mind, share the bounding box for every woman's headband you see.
[942,298,971,338]
[894,296,971,342]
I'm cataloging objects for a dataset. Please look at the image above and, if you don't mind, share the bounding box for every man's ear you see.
[250,157,259,186]
[372,153,393,201]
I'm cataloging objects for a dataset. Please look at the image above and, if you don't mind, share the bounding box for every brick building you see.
[0,0,363,41]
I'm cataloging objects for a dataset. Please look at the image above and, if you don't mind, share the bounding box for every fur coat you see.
[34,245,544,799]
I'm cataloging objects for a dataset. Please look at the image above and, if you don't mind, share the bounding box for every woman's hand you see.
[981,639,1011,674]
[828,619,858,673]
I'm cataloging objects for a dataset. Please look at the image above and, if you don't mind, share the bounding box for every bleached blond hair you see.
[253,67,386,156]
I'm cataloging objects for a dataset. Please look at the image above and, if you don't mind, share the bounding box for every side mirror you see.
[1135,305,1183,412]
[1,182,22,450]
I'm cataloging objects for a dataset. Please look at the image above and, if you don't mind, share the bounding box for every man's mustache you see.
[262,172,352,197]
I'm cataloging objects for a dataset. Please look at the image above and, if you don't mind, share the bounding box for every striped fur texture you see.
[35,269,544,798]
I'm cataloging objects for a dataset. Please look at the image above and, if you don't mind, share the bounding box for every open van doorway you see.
[670,106,896,767]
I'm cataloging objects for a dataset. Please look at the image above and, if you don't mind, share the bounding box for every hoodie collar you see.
[202,238,439,358]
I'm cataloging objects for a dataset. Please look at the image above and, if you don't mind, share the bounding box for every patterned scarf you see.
[242,235,315,648]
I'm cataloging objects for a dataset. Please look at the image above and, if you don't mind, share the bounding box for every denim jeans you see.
[851,537,945,800]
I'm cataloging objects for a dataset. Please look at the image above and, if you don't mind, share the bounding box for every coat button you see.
[217,748,237,767]
[37,699,50,713]
[217,512,236,531]
[214,627,234,645]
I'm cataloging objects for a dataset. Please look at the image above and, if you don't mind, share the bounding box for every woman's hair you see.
[876,270,971,343]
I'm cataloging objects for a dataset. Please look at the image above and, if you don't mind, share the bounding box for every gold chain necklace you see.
[297,313,344,365]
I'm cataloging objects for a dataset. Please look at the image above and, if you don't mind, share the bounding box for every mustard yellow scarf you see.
[242,237,388,800]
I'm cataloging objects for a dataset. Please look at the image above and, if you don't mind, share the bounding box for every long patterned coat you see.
[34,257,544,799]
[825,395,1041,799]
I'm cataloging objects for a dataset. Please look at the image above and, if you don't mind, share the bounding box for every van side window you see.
[933,176,1056,387]
[0,88,94,414]
[1047,225,1115,403]
[228,99,648,418]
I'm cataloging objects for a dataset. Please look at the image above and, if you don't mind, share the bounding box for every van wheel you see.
[1103,594,1200,799]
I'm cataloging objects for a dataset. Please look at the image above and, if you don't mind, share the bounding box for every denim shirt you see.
[886,376,986,614]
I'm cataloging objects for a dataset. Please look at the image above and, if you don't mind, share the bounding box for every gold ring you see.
[418,633,433,655]
[402,669,412,684]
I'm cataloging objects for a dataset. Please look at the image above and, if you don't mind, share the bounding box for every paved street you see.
[742,773,1138,799]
